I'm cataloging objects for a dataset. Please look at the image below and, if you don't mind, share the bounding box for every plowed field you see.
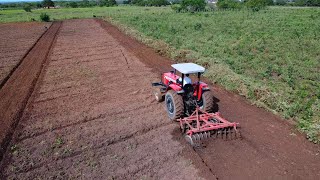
[0,22,51,86]
[0,19,319,180]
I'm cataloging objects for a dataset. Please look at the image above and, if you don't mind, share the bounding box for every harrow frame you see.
[179,107,240,146]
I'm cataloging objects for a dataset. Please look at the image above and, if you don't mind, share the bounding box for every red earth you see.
[0,19,319,179]
[0,21,60,162]
[0,22,51,86]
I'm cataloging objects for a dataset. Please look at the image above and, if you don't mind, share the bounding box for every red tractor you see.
[152,63,240,146]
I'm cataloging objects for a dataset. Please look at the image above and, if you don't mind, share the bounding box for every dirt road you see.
[0,19,319,179]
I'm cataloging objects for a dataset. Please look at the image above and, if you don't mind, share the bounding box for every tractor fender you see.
[197,83,210,101]
[167,83,182,93]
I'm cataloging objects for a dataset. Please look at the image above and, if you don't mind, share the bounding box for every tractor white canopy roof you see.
[171,63,205,74]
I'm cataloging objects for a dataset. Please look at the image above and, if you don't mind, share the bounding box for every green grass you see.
[0,6,166,23]
[0,6,319,142]
[107,7,320,142]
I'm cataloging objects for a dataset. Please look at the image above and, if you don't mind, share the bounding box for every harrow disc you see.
[185,135,195,147]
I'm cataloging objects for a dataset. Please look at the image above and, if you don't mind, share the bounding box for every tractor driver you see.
[178,74,192,86]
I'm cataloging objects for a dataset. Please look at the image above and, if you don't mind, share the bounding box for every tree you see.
[123,0,132,4]
[100,0,117,6]
[295,0,320,6]
[23,4,32,12]
[42,0,54,8]
[245,0,270,11]
[217,0,243,9]
[81,0,92,7]
[108,0,117,6]
[131,0,146,5]
[69,2,79,8]
[36,3,43,8]
[181,0,206,11]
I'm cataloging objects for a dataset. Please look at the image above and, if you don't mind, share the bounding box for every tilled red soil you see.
[0,19,209,179]
[0,22,51,87]
[0,19,319,180]
[0,21,61,162]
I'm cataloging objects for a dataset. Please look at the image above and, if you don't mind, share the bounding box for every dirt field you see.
[0,19,319,179]
[0,21,61,163]
[0,22,51,87]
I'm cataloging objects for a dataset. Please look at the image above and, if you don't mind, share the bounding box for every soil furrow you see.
[1,19,204,180]
[13,122,173,175]
[0,21,61,163]
[17,103,160,142]
[0,25,51,89]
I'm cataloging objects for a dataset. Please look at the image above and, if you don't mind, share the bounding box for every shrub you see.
[68,2,78,8]
[40,13,50,22]
[100,0,117,6]
[132,0,169,6]
[295,0,320,6]
[181,0,206,12]
[171,4,183,12]
[23,5,32,12]
[123,0,132,4]
[245,0,271,11]
[217,0,243,9]
[42,0,54,8]
[147,0,170,6]
[274,0,287,5]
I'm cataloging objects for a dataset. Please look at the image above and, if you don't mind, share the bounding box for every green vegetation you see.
[40,12,50,21]
[98,0,118,7]
[0,6,319,142]
[42,0,55,8]
[245,0,273,11]
[295,0,320,6]
[181,0,206,11]
[217,0,243,10]
[131,0,169,6]
[23,4,32,12]
[109,7,320,142]
[216,0,273,11]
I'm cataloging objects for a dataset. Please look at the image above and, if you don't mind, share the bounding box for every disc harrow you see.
[179,107,240,146]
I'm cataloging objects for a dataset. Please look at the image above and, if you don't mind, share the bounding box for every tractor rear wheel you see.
[165,90,184,121]
[199,91,214,112]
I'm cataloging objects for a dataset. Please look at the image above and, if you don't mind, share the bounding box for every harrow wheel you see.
[165,90,184,121]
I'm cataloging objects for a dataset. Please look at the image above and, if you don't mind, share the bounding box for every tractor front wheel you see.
[165,90,184,121]
[153,89,164,102]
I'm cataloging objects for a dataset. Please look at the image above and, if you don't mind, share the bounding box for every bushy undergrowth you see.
[216,0,273,11]
[131,0,169,6]
[294,0,320,6]
[40,13,50,22]
[105,7,320,142]
[181,0,206,11]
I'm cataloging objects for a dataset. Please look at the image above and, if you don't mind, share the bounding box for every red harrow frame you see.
[179,107,240,146]
[152,63,240,146]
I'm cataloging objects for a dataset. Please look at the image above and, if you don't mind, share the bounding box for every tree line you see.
[1,0,319,11]
[0,0,117,10]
